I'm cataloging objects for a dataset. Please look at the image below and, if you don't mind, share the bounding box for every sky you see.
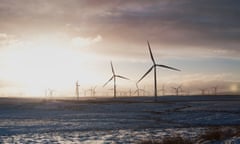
[0,0,239,97]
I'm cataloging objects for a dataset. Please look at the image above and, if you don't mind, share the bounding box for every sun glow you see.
[230,84,238,92]
[1,34,104,97]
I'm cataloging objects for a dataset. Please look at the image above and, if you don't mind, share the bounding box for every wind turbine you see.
[48,88,55,98]
[119,90,128,96]
[83,89,87,97]
[138,41,180,101]
[75,81,80,100]
[212,86,218,95]
[103,61,129,98]
[158,84,166,96]
[172,85,182,96]
[199,88,206,95]
[92,86,97,97]
[107,88,113,97]
[45,89,48,97]
[207,88,211,95]
[88,86,97,97]
[134,83,145,96]
[128,89,132,97]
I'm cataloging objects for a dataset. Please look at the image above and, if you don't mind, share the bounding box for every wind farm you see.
[0,0,240,143]
[0,40,238,143]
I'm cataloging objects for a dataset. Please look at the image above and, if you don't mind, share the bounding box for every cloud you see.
[71,35,102,48]
[0,78,18,88]
[93,0,240,57]
[0,33,20,47]
[0,33,7,39]
[0,0,239,58]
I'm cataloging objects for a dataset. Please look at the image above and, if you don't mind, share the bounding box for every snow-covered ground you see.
[0,96,240,143]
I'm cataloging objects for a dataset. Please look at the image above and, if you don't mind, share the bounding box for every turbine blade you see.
[156,64,181,71]
[103,76,114,87]
[116,75,129,80]
[110,61,115,75]
[147,41,156,64]
[137,66,154,83]
[135,83,139,89]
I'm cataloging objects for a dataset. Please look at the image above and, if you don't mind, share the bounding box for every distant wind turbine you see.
[48,88,55,98]
[207,89,211,95]
[128,89,132,97]
[172,85,182,96]
[199,88,207,95]
[212,86,218,95]
[45,89,48,97]
[103,61,129,98]
[75,81,80,100]
[138,41,180,101]
[158,84,166,96]
[88,86,97,97]
[83,89,87,97]
[92,86,97,97]
[107,88,113,96]
[134,83,145,96]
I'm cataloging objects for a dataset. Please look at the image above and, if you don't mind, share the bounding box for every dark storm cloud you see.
[102,0,240,49]
[90,0,240,57]
[0,0,239,56]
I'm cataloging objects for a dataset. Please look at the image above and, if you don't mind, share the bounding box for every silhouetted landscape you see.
[1,96,240,143]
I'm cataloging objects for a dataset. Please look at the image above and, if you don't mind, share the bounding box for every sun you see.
[1,35,84,96]
[0,34,108,97]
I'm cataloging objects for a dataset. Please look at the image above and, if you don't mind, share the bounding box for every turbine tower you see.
[103,61,129,98]
[75,81,80,100]
[138,41,180,101]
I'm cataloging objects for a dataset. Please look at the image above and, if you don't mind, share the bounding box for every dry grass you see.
[138,127,240,144]
[234,126,240,137]
[161,136,193,144]
[138,136,193,144]
[138,140,161,144]
[199,127,236,141]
